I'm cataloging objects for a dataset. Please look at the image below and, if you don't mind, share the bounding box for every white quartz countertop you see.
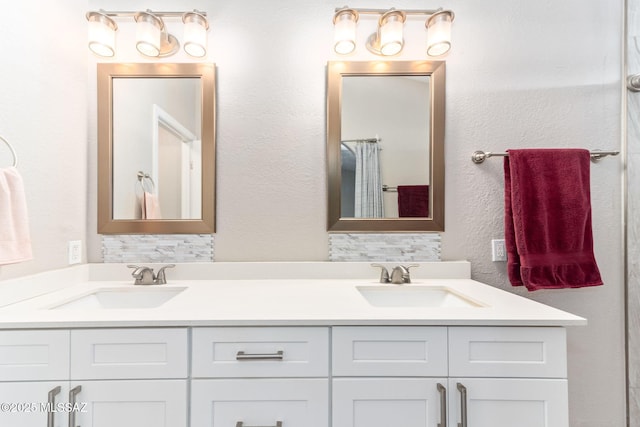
[0,262,586,328]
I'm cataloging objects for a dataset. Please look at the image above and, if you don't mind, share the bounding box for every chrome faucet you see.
[127,264,175,285]
[372,263,419,285]
[371,264,390,283]
[390,264,419,284]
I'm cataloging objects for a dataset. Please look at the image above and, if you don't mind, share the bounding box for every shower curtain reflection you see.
[354,141,384,218]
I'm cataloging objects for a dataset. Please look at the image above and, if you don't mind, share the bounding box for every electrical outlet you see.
[491,239,507,262]
[68,240,82,265]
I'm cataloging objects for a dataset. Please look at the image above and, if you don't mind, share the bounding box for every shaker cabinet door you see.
[0,382,68,427]
[449,378,569,427]
[72,380,187,427]
[332,378,447,427]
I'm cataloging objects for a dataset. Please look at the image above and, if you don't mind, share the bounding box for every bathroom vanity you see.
[0,262,583,427]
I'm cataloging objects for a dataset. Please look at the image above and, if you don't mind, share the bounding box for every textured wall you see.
[0,2,88,280]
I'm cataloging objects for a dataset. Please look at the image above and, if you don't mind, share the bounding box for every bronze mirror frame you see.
[97,63,216,234]
[326,60,445,232]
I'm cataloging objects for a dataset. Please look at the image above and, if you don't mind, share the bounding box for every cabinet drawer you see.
[192,327,329,378]
[191,379,328,427]
[0,330,69,381]
[449,327,567,378]
[332,326,448,377]
[70,328,188,380]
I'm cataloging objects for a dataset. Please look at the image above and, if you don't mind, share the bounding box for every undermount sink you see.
[50,287,186,310]
[357,285,486,308]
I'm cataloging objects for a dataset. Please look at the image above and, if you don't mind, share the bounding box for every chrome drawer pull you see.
[236,350,284,361]
[68,385,82,427]
[437,383,447,427]
[236,422,283,427]
[457,383,468,427]
[47,386,61,427]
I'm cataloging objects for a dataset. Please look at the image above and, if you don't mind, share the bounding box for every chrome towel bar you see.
[471,149,620,164]
[0,136,18,168]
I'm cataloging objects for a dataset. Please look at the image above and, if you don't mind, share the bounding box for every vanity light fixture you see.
[332,6,455,57]
[368,9,406,56]
[333,8,359,55]
[182,11,210,58]
[426,10,455,57]
[86,9,209,58]
[86,11,118,57]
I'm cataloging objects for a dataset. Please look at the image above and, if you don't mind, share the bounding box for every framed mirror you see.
[97,63,215,234]
[326,61,445,232]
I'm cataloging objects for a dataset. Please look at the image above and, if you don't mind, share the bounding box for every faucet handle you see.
[155,264,176,285]
[400,264,419,283]
[371,263,390,283]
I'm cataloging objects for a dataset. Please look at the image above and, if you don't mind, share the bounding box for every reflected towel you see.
[398,185,429,217]
[504,149,602,291]
[143,192,162,220]
[0,167,33,265]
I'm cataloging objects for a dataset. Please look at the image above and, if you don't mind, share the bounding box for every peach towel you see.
[143,192,162,220]
[0,167,32,265]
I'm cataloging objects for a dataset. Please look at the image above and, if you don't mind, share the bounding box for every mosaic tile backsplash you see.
[102,234,214,263]
[329,233,441,262]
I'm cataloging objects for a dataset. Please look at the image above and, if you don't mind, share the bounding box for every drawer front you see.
[192,327,329,378]
[70,328,188,380]
[191,379,328,427]
[0,330,69,381]
[332,326,448,377]
[449,327,567,378]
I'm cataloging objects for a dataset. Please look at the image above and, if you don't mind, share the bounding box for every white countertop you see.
[0,262,586,328]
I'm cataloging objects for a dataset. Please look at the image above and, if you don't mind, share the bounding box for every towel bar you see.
[471,149,620,164]
[0,136,18,168]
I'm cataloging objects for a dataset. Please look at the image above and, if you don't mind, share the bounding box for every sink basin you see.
[357,285,486,308]
[50,287,186,310]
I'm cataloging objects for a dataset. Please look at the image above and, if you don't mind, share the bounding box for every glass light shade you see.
[135,12,163,57]
[333,9,358,55]
[379,11,405,56]
[183,12,209,57]
[426,10,454,57]
[86,12,117,57]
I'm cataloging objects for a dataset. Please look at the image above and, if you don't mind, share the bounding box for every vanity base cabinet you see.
[190,379,329,427]
[448,378,569,427]
[332,378,446,427]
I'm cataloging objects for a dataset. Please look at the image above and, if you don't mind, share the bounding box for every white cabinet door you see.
[191,379,328,427]
[0,382,68,427]
[449,378,569,427]
[72,380,187,427]
[332,378,447,427]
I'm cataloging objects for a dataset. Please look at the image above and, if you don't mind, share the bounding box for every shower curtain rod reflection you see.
[341,138,380,143]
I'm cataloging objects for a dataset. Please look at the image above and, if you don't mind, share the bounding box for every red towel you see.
[504,149,603,291]
[398,185,429,217]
